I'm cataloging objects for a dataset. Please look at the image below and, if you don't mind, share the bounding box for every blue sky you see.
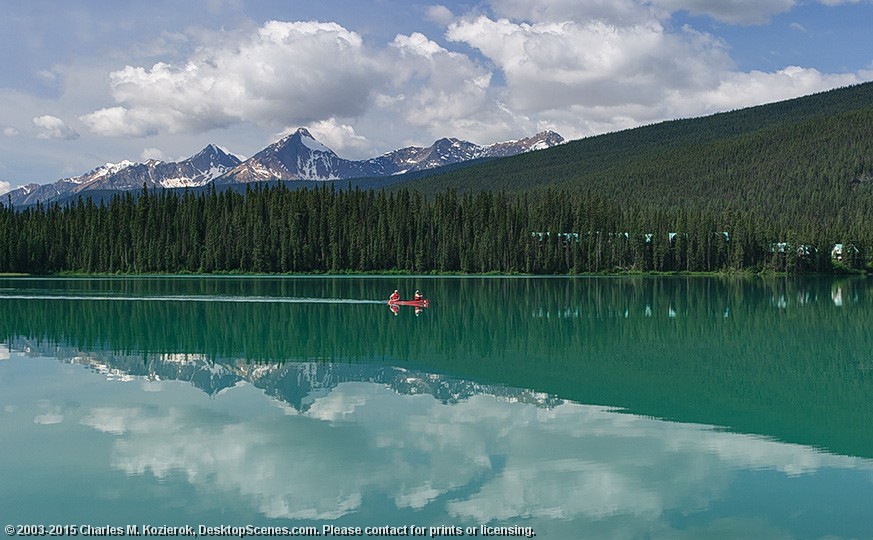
[1,0,872,191]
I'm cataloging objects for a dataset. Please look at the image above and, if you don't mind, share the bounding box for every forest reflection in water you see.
[1,275,872,459]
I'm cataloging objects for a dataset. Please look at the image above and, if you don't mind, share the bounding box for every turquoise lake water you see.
[1,276,872,539]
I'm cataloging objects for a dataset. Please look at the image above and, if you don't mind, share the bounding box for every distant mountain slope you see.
[396,82,873,215]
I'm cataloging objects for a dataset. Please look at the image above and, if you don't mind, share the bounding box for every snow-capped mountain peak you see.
[220,128,345,183]
[83,160,136,183]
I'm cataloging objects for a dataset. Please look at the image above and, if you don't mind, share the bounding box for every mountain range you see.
[6,129,563,206]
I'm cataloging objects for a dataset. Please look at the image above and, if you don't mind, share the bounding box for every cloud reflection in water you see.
[78,378,873,526]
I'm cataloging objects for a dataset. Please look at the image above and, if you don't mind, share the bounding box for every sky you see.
[1,0,873,192]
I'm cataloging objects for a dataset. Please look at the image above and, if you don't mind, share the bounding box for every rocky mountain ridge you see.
[9,144,242,207]
[215,128,564,183]
[5,129,563,206]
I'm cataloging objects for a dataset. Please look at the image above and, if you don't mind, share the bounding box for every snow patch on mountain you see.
[300,133,331,154]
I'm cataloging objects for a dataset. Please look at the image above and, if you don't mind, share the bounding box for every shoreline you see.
[1,269,867,278]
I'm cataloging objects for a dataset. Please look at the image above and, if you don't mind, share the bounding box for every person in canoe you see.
[413,289,423,301]
[389,289,400,303]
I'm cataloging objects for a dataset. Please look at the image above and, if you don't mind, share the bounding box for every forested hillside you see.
[4,82,873,274]
[399,81,873,223]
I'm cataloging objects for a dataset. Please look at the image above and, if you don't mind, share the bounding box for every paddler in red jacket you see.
[413,290,422,301]
[389,289,400,303]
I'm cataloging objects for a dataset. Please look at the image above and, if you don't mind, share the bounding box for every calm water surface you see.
[1,276,872,539]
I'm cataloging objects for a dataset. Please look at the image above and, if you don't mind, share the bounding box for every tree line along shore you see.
[0,183,868,275]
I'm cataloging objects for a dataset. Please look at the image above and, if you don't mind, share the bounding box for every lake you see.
[1,276,872,539]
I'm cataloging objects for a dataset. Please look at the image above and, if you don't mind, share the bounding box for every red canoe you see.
[388,299,429,308]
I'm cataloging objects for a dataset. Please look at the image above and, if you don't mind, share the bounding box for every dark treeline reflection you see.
[2,276,872,458]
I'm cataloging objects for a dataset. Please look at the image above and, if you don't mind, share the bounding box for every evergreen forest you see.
[0,182,866,274]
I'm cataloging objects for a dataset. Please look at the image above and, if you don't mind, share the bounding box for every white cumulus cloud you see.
[81,21,384,138]
[32,115,80,140]
[668,66,867,116]
[446,15,731,115]
[385,32,505,142]
[306,119,370,158]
